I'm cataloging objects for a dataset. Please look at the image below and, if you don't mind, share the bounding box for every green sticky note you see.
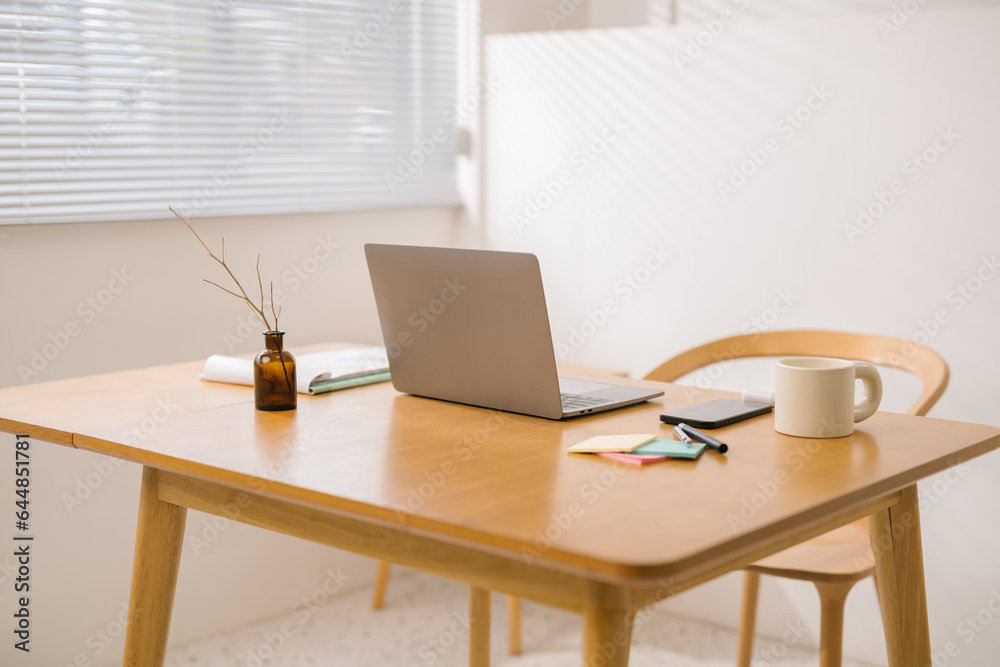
[632,438,706,459]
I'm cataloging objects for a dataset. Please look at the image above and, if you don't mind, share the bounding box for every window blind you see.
[0,0,459,224]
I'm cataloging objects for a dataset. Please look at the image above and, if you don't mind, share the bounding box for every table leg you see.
[583,581,633,667]
[123,466,187,667]
[736,571,761,667]
[469,586,491,667]
[869,484,931,667]
[507,596,522,654]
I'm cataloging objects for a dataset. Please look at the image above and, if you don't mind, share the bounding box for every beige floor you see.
[163,570,877,667]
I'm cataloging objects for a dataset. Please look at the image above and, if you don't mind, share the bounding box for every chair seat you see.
[746,518,875,583]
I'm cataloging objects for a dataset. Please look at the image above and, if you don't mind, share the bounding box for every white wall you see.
[0,206,475,666]
[485,6,1000,666]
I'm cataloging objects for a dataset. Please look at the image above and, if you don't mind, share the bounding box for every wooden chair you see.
[640,330,949,667]
[376,331,949,666]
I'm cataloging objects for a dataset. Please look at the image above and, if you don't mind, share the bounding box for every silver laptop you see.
[364,244,663,419]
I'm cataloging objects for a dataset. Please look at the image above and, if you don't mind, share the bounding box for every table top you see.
[3,345,998,583]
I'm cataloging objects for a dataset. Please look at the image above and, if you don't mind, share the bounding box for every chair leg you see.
[736,571,761,667]
[815,580,857,667]
[869,571,884,651]
[372,561,390,610]
[507,596,522,654]
[470,587,491,667]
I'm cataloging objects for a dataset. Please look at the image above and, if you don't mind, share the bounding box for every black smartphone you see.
[659,398,772,429]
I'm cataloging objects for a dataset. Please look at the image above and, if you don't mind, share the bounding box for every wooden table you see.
[2,351,998,667]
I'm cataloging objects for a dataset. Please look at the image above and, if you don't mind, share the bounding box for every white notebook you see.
[202,347,390,395]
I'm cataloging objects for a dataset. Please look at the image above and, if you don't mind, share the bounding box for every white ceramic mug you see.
[774,357,883,438]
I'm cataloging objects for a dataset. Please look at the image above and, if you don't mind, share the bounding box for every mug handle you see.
[853,361,883,422]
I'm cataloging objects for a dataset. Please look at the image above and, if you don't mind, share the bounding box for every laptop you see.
[364,244,663,419]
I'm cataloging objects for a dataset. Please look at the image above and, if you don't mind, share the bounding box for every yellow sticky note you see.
[567,434,657,454]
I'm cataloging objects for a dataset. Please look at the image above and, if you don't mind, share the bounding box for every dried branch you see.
[171,206,276,331]
[205,280,268,327]
[202,279,246,301]
[256,255,265,326]
[270,282,281,331]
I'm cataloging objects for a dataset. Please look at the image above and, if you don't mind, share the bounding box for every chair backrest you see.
[644,330,949,416]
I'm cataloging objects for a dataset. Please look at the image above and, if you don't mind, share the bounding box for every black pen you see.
[674,423,729,454]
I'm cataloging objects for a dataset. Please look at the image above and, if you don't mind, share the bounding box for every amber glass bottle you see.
[254,331,296,411]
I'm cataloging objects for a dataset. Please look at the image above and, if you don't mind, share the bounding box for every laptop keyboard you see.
[560,393,612,411]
